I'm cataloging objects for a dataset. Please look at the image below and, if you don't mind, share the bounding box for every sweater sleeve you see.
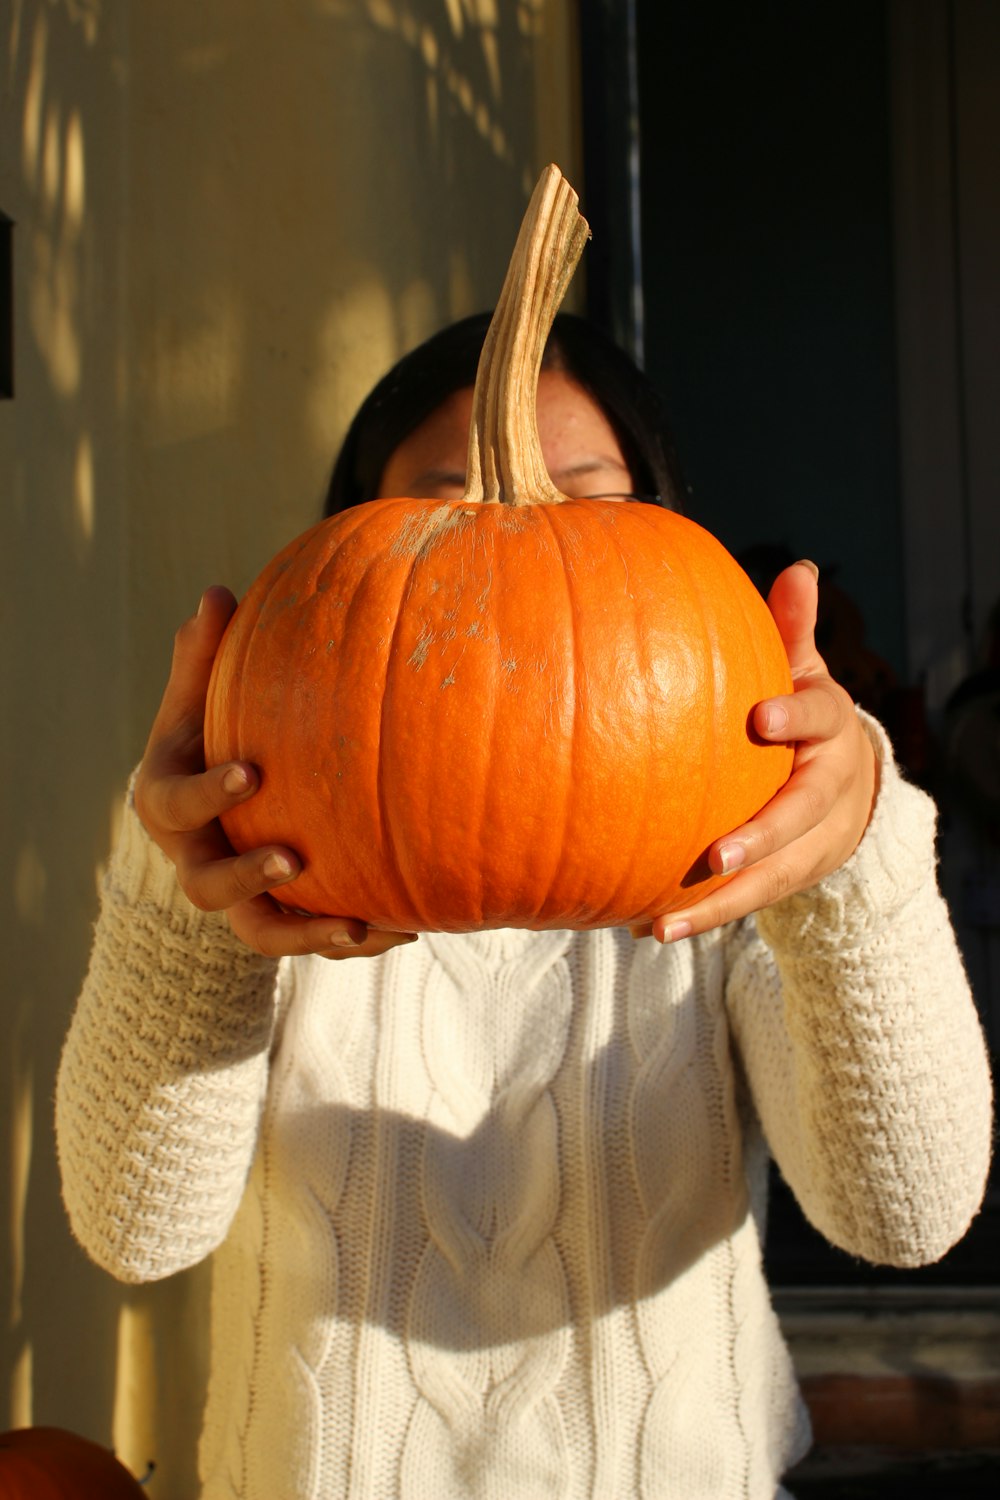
[725,715,994,1268]
[55,792,283,1284]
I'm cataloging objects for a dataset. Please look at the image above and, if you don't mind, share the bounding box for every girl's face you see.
[376,369,635,502]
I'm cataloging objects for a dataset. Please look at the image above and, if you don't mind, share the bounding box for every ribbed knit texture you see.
[56,721,993,1499]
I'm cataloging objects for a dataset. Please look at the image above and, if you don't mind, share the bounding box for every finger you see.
[228,897,366,955]
[227,897,418,960]
[651,853,815,944]
[142,759,260,835]
[314,928,421,961]
[151,586,238,739]
[707,759,837,875]
[631,769,829,933]
[766,561,821,676]
[175,842,303,912]
[753,677,850,745]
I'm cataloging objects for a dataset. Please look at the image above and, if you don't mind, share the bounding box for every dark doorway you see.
[580,0,998,1291]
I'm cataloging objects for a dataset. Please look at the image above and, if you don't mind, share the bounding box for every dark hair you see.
[322,311,686,516]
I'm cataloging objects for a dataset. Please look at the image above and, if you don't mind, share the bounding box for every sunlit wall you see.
[0,2,580,1492]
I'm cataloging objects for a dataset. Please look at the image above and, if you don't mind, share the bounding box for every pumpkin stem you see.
[464,165,590,507]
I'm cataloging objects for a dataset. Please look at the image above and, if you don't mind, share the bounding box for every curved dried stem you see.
[464,165,590,507]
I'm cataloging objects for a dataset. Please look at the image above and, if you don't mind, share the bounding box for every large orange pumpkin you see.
[0,1427,147,1498]
[204,168,793,932]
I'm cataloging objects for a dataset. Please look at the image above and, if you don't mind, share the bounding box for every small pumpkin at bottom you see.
[0,1427,149,1498]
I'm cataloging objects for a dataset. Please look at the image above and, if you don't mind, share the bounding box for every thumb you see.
[767,560,821,677]
[155,585,238,735]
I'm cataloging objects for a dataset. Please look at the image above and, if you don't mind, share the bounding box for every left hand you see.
[634,560,879,943]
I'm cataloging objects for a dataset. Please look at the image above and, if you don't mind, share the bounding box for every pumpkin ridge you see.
[375,541,434,930]
[322,516,415,924]
[583,503,658,924]
[311,514,418,924]
[533,503,582,924]
[517,503,579,924]
[608,503,706,916]
[650,519,719,910]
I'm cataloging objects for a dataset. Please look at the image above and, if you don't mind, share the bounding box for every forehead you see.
[377,369,631,498]
[535,369,630,481]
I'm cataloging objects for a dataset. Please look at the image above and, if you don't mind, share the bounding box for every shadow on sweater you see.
[255,1054,758,1350]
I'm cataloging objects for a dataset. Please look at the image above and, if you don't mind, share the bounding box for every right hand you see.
[133,586,418,960]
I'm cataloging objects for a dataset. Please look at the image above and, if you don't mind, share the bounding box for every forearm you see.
[56,799,280,1282]
[728,718,993,1266]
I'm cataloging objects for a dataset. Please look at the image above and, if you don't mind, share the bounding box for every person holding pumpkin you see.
[57,305,992,1500]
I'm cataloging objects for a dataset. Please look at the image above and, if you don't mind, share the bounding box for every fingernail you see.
[328,919,370,948]
[262,852,297,881]
[222,765,251,795]
[762,702,789,735]
[718,842,745,874]
[796,558,820,580]
[659,918,692,944]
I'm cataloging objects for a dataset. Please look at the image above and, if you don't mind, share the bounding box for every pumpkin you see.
[0,1427,148,1497]
[204,167,793,932]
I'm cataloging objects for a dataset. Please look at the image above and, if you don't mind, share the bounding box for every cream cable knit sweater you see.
[56,723,992,1500]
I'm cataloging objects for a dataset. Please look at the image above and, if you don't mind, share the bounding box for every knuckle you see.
[252,931,282,958]
[230,909,276,957]
[171,624,192,665]
[179,874,214,913]
[231,858,269,902]
[800,779,830,826]
[243,929,276,958]
[132,777,153,828]
[295,928,332,959]
[750,822,780,860]
[164,772,217,833]
[692,901,727,935]
[174,611,200,651]
[159,779,185,830]
[760,860,796,908]
[823,677,853,728]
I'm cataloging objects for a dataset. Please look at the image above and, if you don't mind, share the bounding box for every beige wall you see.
[0,2,580,1492]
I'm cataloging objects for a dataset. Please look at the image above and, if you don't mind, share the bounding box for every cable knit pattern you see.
[55,726,993,1499]
[630,935,737,1495]
[402,930,574,1498]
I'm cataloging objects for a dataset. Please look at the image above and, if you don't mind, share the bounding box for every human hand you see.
[633,560,879,943]
[133,586,417,959]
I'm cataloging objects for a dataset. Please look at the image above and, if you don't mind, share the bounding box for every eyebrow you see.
[407,466,468,493]
[551,456,632,483]
[404,455,632,496]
